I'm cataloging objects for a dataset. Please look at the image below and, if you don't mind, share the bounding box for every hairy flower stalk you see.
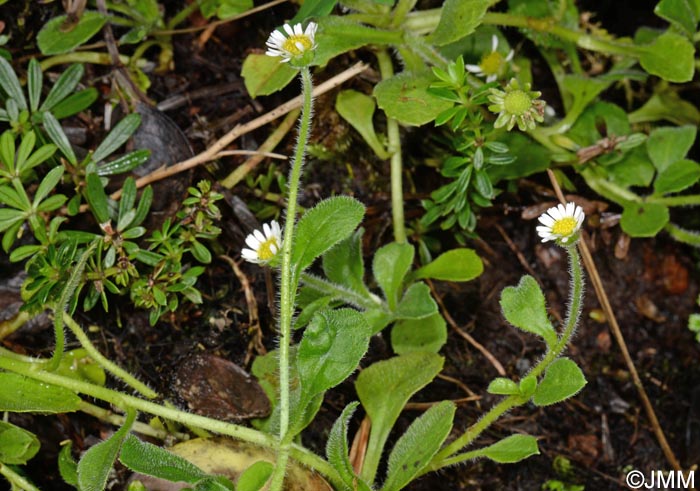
[262,22,317,491]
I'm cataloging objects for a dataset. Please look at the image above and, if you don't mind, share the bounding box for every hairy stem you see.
[269,66,314,491]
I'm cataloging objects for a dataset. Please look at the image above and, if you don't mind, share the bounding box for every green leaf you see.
[381,401,455,491]
[412,248,483,282]
[654,159,700,194]
[373,242,414,309]
[620,202,669,237]
[326,402,371,491]
[27,59,42,112]
[487,377,519,395]
[92,113,141,163]
[241,54,297,98]
[519,375,537,398]
[20,142,56,173]
[486,132,550,182]
[119,434,207,484]
[0,373,81,412]
[237,461,274,491]
[292,196,365,274]
[51,88,99,119]
[646,125,696,172]
[336,90,390,159]
[37,11,107,55]
[313,16,402,67]
[0,57,27,111]
[59,443,79,486]
[291,0,338,23]
[431,0,490,46]
[97,149,150,176]
[34,165,64,206]
[654,0,700,37]
[40,64,85,112]
[394,282,437,320]
[629,90,700,126]
[500,276,557,347]
[322,228,372,298]
[216,0,253,19]
[391,312,446,355]
[481,434,539,463]
[0,420,40,464]
[85,172,111,224]
[355,352,444,482]
[297,308,372,401]
[532,358,587,406]
[638,30,695,83]
[606,146,655,188]
[43,112,77,165]
[78,410,135,491]
[374,71,453,126]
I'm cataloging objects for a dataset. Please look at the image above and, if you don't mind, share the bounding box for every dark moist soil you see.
[2,1,700,490]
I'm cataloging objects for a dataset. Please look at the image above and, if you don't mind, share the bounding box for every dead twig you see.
[546,168,681,472]
[108,62,369,201]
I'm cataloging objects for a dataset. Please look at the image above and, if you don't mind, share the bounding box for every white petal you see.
[546,206,562,220]
[538,215,556,227]
[272,220,281,236]
[465,64,482,74]
[262,223,272,237]
[306,22,318,37]
[491,34,498,52]
[294,23,303,35]
[253,229,266,242]
[565,202,575,217]
[245,234,261,249]
[283,24,294,36]
[486,74,497,83]
[295,41,305,51]
[270,243,278,255]
[505,50,514,62]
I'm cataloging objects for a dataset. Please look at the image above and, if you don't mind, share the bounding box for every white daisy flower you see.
[241,220,283,264]
[265,22,318,64]
[536,202,585,245]
[466,34,514,83]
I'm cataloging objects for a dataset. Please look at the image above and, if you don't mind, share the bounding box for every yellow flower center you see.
[257,238,279,260]
[480,51,505,76]
[503,89,532,116]
[551,217,577,236]
[282,35,313,56]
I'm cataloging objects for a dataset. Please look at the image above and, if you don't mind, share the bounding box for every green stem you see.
[300,273,384,311]
[664,223,700,247]
[269,66,314,491]
[167,0,201,29]
[39,52,145,71]
[429,245,584,469]
[0,354,342,488]
[62,312,157,398]
[648,194,700,206]
[391,0,417,28]
[0,462,40,491]
[375,49,407,244]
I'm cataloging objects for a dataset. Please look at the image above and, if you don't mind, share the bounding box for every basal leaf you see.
[620,202,669,237]
[0,372,81,413]
[336,90,390,159]
[654,0,700,37]
[431,0,490,46]
[480,434,539,463]
[391,312,446,355]
[646,125,696,172]
[394,282,438,320]
[0,421,40,464]
[373,242,414,309]
[237,461,274,491]
[322,228,371,298]
[326,402,371,491]
[119,434,207,484]
[654,159,700,194]
[500,276,557,347]
[638,30,695,83]
[297,308,372,401]
[355,352,444,482]
[532,358,587,406]
[381,401,455,491]
[374,71,453,126]
[37,11,107,55]
[412,248,483,282]
[241,54,296,98]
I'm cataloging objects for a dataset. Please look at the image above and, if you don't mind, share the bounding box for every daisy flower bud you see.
[488,78,546,131]
[536,202,585,245]
[265,22,318,67]
[242,221,283,264]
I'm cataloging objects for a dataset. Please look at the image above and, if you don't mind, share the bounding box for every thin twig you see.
[427,279,506,376]
[546,168,681,472]
[107,62,369,202]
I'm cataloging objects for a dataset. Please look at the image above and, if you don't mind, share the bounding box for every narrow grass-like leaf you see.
[85,172,110,224]
[27,59,42,112]
[51,88,99,119]
[43,112,77,165]
[92,113,141,163]
[34,165,64,205]
[41,64,85,112]
[0,57,27,110]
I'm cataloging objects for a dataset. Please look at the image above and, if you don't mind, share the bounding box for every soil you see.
[1,1,700,490]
